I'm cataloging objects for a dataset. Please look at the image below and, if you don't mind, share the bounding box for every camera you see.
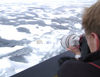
[61,34,80,50]
[61,34,90,59]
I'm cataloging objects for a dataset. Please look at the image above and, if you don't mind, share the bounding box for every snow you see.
[0,0,96,4]
[0,58,15,77]
[74,23,82,29]
[0,46,24,57]
[0,25,29,40]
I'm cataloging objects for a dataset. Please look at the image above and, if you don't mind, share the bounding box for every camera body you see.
[61,34,90,59]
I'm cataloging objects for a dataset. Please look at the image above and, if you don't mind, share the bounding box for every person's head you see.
[82,0,100,53]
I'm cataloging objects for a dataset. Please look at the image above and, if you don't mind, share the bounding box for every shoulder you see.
[59,60,89,71]
[62,60,88,67]
[58,60,92,77]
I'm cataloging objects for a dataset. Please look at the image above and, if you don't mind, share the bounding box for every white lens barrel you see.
[61,34,80,50]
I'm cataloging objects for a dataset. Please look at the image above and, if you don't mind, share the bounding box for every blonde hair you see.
[82,1,100,37]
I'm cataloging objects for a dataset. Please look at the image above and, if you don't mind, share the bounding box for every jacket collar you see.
[80,50,100,62]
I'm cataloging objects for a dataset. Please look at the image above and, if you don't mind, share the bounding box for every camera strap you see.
[88,62,100,69]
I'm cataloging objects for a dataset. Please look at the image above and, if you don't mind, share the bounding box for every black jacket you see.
[58,51,100,77]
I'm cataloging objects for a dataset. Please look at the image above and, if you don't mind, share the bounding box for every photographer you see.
[58,0,100,77]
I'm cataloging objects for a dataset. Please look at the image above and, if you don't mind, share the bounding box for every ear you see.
[91,32,100,51]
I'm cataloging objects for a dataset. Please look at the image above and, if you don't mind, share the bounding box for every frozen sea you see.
[0,0,97,77]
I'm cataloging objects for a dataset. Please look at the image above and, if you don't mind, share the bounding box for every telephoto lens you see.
[61,34,80,50]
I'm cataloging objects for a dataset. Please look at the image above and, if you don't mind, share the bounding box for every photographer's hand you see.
[67,46,81,59]
[68,46,81,55]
